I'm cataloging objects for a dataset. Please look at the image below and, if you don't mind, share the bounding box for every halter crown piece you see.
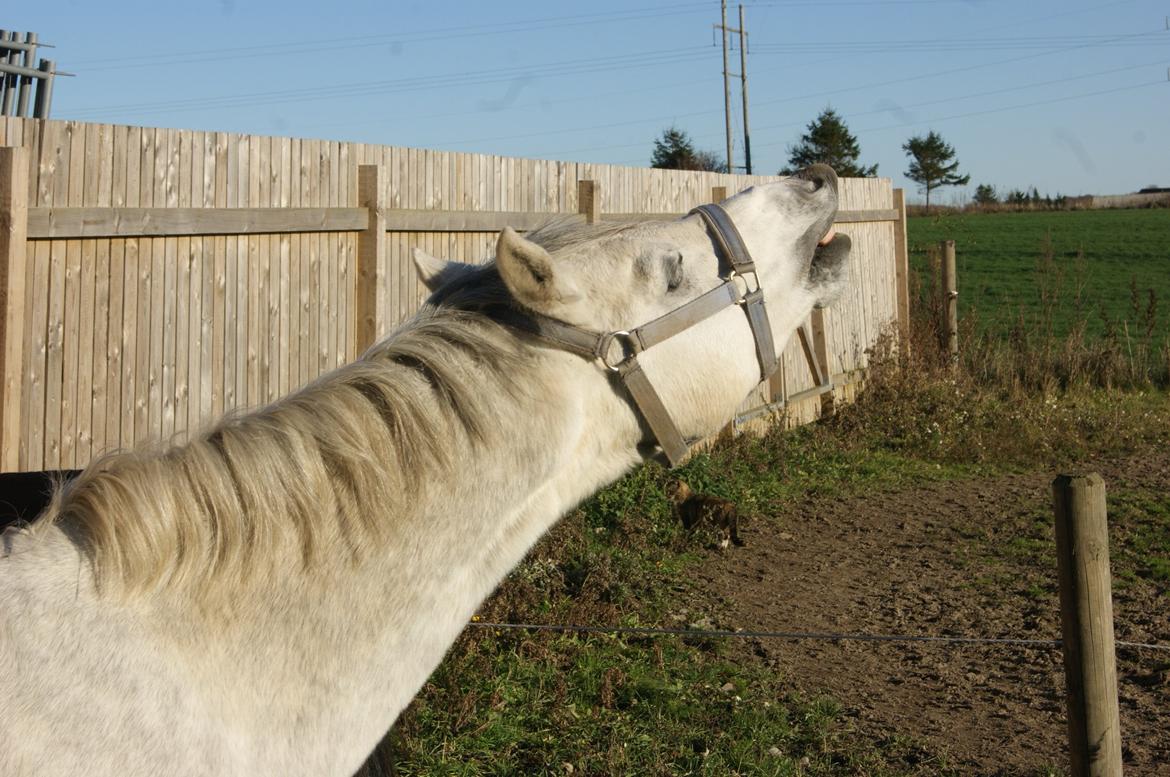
[498,203,781,467]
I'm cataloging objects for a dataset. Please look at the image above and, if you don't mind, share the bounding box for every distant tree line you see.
[970,184,1072,211]
[649,108,974,211]
[646,114,1167,214]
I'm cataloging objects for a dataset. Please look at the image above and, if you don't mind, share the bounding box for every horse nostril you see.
[796,164,838,193]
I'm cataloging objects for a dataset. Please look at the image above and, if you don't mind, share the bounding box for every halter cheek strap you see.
[495,202,782,467]
[690,204,779,381]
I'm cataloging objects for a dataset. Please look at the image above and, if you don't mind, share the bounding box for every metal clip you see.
[727,269,761,302]
[598,330,638,372]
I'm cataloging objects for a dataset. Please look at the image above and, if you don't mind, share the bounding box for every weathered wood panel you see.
[0,117,900,472]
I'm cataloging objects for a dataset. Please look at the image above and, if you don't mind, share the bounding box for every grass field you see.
[384,372,1170,775]
[906,208,1170,342]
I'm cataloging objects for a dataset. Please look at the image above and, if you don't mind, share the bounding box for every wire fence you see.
[467,620,1170,654]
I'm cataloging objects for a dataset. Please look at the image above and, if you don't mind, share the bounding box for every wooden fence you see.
[0,118,908,474]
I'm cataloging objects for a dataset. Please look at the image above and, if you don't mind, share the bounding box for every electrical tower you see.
[713,2,751,174]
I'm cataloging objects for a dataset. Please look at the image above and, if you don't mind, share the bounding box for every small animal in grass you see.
[665,479,744,549]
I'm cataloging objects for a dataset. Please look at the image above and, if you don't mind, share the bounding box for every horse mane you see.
[32,219,634,601]
[35,309,522,600]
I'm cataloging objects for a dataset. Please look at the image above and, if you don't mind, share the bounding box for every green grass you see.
[386,423,1003,775]
[398,630,941,776]
[907,208,1170,342]
[385,379,1170,775]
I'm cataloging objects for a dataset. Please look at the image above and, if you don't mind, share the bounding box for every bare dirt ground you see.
[681,452,1170,776]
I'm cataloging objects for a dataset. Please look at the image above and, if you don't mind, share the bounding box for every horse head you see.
[415,164,850,458]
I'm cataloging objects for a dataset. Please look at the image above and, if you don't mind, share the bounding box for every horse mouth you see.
[817,227,836,246]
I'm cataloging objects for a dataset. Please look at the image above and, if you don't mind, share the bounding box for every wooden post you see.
[892,188,910,355]
[710,185,737,441]
[940,239,958,360]
[810,308,834,415]
[577,180,598,225]
[1052,473,1123,777]
[0,146,28,472]
[354,164,385,358]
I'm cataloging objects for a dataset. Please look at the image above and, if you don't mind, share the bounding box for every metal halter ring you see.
[727,269,761,302]
[599,330,639,372]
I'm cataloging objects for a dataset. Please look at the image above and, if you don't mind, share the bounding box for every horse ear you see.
[412,248,477,292]
[411,249,456,291]
[412,248,448,290]
[496,227,578,308]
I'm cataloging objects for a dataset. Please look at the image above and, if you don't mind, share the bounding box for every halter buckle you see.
[728,269,761,302]
[599,330,639,372]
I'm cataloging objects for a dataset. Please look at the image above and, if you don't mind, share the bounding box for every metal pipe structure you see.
[0,32,61,119]
[16,32,37,117]
[33,59,54,119]
[0,31,16,116]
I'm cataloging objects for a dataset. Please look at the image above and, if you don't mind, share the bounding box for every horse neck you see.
[193,347,642,776]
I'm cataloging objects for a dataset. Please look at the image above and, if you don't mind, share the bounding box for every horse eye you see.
[665,252,684,292]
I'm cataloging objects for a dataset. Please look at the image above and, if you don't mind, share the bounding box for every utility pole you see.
[714,3,751,174]
[720,0,733,174]
[738,4,751,174]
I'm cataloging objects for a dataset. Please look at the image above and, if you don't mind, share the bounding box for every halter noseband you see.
[497,203,780,467]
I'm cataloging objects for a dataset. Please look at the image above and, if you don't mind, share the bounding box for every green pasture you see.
[906,208,1170,342]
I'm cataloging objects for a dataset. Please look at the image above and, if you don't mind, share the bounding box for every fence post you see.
[577,180,599,225]
[892,188,910,356]
[939,239,958,360]
[708,186,739,440]
[1052,473,1123,777]
[810,307,833,415]
[354,164,385,359]
[0,146,29,472]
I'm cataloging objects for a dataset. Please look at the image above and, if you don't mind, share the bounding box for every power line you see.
[520,64,1168,161]
[749,57,1170,137]
[69,2,715,71]
[67,46,712,119]
[440,23,1166,158]
[851,78,1168,135]
[749,32,1167,54]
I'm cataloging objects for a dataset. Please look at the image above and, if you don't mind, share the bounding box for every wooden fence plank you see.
[86,123,111,458]
[60,122,85,467]
[211,131,228,419]
[356,164,384,355]
[0,146,28,471]
[278,135,292,397]
[43,122,71,467]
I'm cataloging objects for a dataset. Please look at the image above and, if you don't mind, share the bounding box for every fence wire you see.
[467,620,1170,653]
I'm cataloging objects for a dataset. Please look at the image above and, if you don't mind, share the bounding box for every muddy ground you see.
[681,452,1169,775]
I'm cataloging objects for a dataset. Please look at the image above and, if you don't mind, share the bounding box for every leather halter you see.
[498,203,780,467]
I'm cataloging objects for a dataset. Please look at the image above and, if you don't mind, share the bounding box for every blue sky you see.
[9,0,1169,201]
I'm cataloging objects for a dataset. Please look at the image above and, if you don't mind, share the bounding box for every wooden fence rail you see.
[0,118,906,473]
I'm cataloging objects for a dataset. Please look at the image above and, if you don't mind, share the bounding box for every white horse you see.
[0,166,849,777]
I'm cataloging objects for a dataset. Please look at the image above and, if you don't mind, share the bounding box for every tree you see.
[780,108,878,177]
[972,183,998,206]
[651,127,725,172]
[903,130,970,210]
[1006,189,1029,206]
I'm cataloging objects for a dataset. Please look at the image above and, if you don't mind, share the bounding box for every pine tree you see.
[903,130,970,210]
[780,108,877,177]
[973,184,998,206]
[651,127,725,172]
